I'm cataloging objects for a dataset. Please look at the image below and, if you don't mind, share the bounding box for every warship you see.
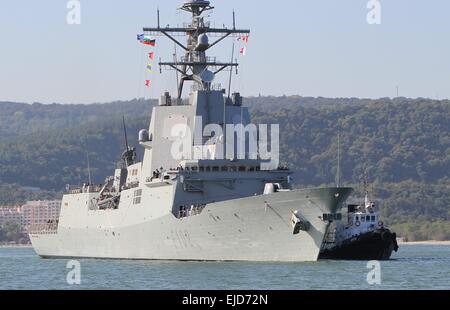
[29,0,352,262]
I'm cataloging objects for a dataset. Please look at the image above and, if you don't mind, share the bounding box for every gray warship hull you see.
[30,187,351,262]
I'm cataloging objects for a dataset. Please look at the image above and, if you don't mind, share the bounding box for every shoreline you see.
[0,244,33,248]
[398,240,450,246]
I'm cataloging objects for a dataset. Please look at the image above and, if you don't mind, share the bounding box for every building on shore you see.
[20,201,61,231]
[0,201,61,232]
[0,206,22,227]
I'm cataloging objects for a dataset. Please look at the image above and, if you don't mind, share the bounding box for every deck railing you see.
[28,222,59,235]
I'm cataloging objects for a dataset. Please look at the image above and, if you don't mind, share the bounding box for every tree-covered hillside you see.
[251,97,450,185]
[0,99,157,140]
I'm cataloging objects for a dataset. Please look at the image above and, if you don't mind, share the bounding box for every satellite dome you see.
[195,33,209,51]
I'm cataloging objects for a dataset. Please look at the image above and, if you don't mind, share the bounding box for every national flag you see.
[142,38,156,46]
[149,52,155,60]
[240,47,247,56]
[241,35,249,43]
[146,64,152,73]
[137,34,156,46]
[145,80,151,87]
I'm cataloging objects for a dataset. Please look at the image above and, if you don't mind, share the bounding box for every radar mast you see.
[143,0,250,99]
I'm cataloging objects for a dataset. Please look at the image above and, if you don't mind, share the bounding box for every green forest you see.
[0,221,28,244]
[0,96,449,240]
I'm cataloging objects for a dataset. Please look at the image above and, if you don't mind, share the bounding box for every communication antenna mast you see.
[143,0,250,99]
[336,130,341,188]
[174,43,180,89]
[122,116,129,151]
[84,137,92,185]
[362,170,370,207]
[227,40,235,99]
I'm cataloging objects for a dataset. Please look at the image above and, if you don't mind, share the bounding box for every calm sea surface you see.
[0,245,448,290]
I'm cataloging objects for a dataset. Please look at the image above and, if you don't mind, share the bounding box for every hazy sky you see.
[0,0,449,104]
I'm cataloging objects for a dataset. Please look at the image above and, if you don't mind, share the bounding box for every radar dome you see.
[195,33,209,51]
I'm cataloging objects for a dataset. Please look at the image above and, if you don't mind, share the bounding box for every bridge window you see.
[212,167,220,172]
[322,213,342,221]
[371,216,376,222]
[133,189,142,205]
[221,166,228,172]
[133,197,141,204]
[239,166,246,172]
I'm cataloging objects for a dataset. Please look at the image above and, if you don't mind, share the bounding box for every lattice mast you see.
[143,0,250,99]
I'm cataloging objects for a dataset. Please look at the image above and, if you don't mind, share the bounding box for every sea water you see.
[0,245,448,290]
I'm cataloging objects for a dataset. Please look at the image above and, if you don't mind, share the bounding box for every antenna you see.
[363,171,370,208]
[336,130,341,188]
[174,43,179,93]
[123,116,129,151]
[84,137,92,185]
[157,8,160,28]
[233,10,236,30]
[228,40,235,99]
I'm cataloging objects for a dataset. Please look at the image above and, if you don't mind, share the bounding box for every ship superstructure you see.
[29,0,352,262]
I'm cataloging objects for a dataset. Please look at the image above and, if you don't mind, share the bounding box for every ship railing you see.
[323,231,336,244]
[180,54,216,63]
[123,182,140,190]
[191,83,222,92]
[67,185,102,194]
[28,222,59,235]
[183,21,211,28]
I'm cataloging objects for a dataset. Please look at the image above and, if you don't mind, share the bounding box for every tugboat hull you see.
[319,228,399,261]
